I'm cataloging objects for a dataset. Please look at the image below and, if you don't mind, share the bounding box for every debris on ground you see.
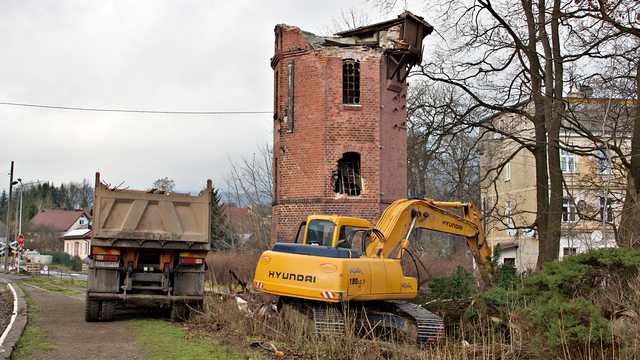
[249,340,285,357]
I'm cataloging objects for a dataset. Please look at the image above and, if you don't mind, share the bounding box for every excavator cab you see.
[294,215,371,251]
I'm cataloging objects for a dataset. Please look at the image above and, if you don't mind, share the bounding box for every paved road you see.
[19,284,144,360]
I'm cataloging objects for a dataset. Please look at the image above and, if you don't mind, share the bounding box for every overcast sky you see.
[0,0,432,193]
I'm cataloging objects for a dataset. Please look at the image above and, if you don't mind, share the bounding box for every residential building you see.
[479,95,634,271]
[271,12,433,243]
[28,208,90,233]
[62,228,91,259]
[26,208,90,252]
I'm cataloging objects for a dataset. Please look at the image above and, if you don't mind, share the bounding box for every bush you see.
[42,251,83,271]
[427,266,477,300]
[472,248,640,357]
[527,296,610,350]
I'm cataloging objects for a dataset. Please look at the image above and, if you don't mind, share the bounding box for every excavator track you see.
[388,300,444,346]
[312,303,345,336]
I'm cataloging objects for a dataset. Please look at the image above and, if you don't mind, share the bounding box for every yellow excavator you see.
[253,198,493,345]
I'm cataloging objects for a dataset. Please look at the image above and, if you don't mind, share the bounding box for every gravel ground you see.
[0,285,14,336]
[19,284,143,360]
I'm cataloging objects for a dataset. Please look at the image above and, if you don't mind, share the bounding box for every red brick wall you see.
[271,25,408,243]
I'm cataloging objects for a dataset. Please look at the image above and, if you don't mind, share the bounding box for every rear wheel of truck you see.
[101,301,115,321]
[85,297,101,322]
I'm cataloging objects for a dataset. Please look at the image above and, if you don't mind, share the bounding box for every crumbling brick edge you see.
[0,278,27,360]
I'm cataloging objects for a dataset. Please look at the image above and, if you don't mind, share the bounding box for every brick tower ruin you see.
[271,12,433,243]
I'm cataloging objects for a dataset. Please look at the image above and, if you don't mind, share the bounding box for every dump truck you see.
[86,172,211,322]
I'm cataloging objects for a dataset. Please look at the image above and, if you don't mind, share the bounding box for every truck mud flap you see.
[88,266,121,293]
[174,268,205,296]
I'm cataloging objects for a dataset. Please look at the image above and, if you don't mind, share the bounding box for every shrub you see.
[42,251,83,271]
[427,266,477,300]
[495,263,519,289]
[474,248,640,357]
[526,296,611,354]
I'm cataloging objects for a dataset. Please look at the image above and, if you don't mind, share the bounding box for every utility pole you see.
[5,161,14,272]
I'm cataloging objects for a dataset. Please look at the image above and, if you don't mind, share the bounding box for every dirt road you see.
[18,284,144,360]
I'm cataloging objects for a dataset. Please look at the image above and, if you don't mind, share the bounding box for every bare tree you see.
[375,0,637,267]
[407,80,480,204]
[326,8,372,34]
[151,177,175,193]
[225,144,273,249]
[569,0,640,247]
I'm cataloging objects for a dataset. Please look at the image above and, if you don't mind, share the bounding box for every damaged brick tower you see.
[271,12,433,243]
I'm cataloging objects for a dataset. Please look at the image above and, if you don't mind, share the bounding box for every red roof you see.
[28,209,88,232]
[223,206,249,217]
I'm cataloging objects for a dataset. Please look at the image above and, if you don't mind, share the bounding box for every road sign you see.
[17,234,24,248]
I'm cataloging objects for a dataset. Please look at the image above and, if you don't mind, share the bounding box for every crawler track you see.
[389,300,444,346]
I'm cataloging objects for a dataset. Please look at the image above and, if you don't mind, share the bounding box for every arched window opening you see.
[333,152,362,196]
[342,60,360,105]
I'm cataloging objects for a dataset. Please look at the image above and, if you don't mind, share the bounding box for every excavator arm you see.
[366,199,493,286]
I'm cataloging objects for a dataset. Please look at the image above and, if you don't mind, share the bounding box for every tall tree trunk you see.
[541,0,564,265]
[619,61,640,247]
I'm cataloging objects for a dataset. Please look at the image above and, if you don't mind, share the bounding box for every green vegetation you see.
[12,290,55,358]
[427,266,477,300]
[20,276,86,297]
[43,251,84,271]
[473,248,640,357]
[0,181,93,225]
[210,186,235,250]
[130,319,241,360]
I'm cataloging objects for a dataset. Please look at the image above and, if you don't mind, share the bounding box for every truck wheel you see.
[101,301,115,321]
[85,298,101,322]
[170,303,187,322]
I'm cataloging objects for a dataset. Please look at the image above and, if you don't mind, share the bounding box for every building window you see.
[597,149,612,175]
[504,161,511,181]
[599,197,614,223]
[274,70,279,115]
[79,218,85,225]
[342,60,360,105]
[560,149,577,173]
[563,247,577,257]
[333,152,362,196]
[505,201,516,236]
[503,257,516,267]
[562,197,577,222]
[286,62,295,131]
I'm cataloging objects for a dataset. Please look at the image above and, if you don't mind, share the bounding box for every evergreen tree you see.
[0,190,7,220]
[210,187,235,250]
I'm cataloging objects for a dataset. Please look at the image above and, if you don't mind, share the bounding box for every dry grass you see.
[189,293,534,360]
[206,251,260,288]
[194,250,640,360]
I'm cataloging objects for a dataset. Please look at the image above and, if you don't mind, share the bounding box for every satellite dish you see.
[590,230,602,243]
[577,200,587,212]
[523,228,535,238]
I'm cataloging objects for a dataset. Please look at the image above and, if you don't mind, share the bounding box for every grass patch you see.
[130,319,242,360]
[19,276,86,297]
[12,289,55,359]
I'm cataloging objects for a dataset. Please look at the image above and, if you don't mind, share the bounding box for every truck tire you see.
[101,301,115,321]
[170,303,187,322]
[85,298,101,322]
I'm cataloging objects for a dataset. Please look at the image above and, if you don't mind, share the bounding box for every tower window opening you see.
[342,60,360,105]
[333,152,362,196]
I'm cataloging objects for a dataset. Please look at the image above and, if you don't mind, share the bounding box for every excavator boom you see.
[367,199,493,285]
